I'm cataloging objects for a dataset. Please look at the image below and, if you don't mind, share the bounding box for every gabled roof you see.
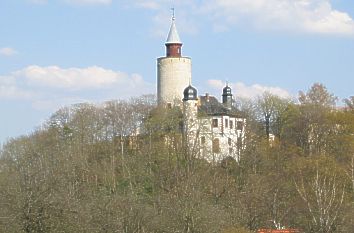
[198,95,245,118]
[166,18,182,45]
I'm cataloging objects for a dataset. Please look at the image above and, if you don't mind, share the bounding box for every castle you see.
[157,16,246,162]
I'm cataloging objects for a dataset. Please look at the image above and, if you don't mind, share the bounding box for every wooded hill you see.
[0,83,353,233]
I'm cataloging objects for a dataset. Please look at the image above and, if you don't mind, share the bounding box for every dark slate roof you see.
[183,85,198,101]
[198,95,245,118]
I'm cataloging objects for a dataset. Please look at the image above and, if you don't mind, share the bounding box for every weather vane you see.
[171,7,175,20]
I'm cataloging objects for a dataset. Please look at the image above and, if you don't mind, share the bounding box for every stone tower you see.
[157,16,191,106]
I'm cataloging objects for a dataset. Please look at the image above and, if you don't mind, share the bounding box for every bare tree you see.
[294,158,347,233]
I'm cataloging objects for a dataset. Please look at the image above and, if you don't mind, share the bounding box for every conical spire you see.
[166,16,182,45]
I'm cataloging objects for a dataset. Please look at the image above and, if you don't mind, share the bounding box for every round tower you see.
[157,16,191,106]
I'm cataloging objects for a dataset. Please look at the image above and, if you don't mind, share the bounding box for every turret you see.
[222,84,233,110]
[183,84,199,151]
[183,84,198,119]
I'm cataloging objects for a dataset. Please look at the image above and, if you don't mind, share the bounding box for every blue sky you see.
[1,0,354,144]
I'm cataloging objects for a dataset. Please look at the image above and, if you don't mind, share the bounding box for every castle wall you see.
[157,57,191,105]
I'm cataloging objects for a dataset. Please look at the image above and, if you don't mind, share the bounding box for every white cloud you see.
[26,0,354,35]
[0,76,35,100]
[131,0,354,36]
[0,85,35,100]
[207,80,291,99]
[204,0,354,35]
[15,66,133,90]
[1,65,154,110]
[0,47,18,56]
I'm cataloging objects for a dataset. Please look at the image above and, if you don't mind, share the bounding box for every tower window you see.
[230,120,233,129]
[225,119,228,128]
[212,119,218,128]
[228,138,232,146]
[212,138,220,153]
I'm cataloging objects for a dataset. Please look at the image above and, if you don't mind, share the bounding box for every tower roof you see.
[166,17,182,45]
[183,85,198,101]
[222,84,232,96]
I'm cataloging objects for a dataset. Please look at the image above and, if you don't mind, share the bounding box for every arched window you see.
[212,138,220,153]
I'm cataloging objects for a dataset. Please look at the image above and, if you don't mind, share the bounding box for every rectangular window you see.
[229,148,233,154]
[228,138,232,146]
[212,119,218,128]
[225,119,228,128]
[212,138,220,153]
[237,121,243,131]
[201,136,206,144]
[230,120,233,129]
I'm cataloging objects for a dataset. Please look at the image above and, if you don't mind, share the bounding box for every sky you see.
[1,0,354,144]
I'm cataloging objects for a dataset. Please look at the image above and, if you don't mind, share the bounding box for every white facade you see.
[199,116,245,162]
[157,57,191,105]
[184,110,246,163]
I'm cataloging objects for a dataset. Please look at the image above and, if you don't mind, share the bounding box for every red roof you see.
[257,229,301,233]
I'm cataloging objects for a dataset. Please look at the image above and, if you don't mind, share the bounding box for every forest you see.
[0,83,353,233]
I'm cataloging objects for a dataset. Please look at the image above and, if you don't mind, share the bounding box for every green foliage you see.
[0,87,353,233]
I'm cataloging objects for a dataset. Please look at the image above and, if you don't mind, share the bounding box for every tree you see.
[257,92,292,140]
[299,83,337,108]
[293,157,348,233]
[283,83,338,155]
[344,96,354,111]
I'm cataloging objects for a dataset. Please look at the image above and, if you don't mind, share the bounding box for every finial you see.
[226,80,229,87]
[189,77,192,86]
[171,7,175,20]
